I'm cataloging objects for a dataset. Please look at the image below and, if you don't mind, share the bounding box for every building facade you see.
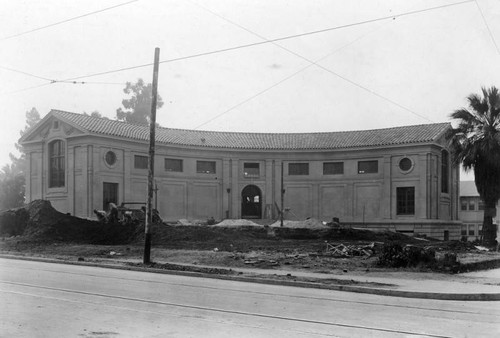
[20,110,461,239]
[459,181,499,241]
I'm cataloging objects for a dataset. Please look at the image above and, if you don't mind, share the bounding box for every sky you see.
[1,0,499,180]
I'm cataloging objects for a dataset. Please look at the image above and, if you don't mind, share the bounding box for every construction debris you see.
[325,241,375,258]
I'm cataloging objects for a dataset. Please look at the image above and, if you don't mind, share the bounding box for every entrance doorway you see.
[241,185,262,219]
[103,182,118,211]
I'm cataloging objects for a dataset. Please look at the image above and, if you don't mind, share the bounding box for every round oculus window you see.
[399,157,412,172]
[105,151,117,166]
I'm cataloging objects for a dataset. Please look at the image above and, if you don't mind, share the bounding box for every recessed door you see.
[241,185,262,219]
[103,182,118,211]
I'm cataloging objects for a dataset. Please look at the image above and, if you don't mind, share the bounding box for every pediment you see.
[20,114,86,144]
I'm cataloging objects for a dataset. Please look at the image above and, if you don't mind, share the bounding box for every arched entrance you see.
[241,185,262,219]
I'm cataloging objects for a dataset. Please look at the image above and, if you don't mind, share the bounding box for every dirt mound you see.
[0,200,138,244]
[0,206,29,236]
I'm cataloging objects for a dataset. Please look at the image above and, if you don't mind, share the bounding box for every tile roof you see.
[460,181,479,196]
[48,109,450,150]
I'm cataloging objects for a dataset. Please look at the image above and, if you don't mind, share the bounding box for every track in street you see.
[0,262,486,315]
[1,258,499,337]
[0,280,454,338]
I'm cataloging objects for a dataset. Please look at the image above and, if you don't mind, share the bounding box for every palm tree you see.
[446,86,500,246]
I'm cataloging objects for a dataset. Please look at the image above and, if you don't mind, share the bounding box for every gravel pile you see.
[269,218,329,229]
[212,219,261,227]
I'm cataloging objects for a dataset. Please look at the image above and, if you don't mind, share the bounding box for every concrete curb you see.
[2,254,499,301]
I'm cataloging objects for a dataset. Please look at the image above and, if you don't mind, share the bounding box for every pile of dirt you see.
[0,206,29,236]
[0,200,138,244]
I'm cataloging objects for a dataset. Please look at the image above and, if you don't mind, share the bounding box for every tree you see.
[0,108,41,210]
[83,110,105,118]
[0,163,25,210]
[446,86,500,246]
[116,78,163,125]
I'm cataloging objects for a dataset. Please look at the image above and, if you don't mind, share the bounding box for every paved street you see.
[0,258,499,337]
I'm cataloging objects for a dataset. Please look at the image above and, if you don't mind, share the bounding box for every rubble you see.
[325,242,375,258]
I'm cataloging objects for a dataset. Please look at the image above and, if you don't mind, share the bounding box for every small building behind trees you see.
[459,181,499,241]
[20,109,461,239]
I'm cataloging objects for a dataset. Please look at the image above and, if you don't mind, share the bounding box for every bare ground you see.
[1,200,500,282]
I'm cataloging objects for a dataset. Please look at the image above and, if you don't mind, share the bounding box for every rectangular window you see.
[478,224,483,235]
[468,200,475,211]
[478,200,485,210]
[323,162,344,175]
[358,160,378,174]
[461,225,467,236]
[288,163,309,175]
[397,187,415,215]
[468,224,476,236]
[244,163,260,177]
[134,155,148,169]
[165,158,183,172]
[460,198,468,211]
[49,140,65,188]
[197,160,216,174]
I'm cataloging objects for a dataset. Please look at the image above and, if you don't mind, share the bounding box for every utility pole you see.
[280,161,284,227]
[144,47,160,264]
[154,181,159,211]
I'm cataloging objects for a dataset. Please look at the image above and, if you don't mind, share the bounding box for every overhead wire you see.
[189,0,434,124]
[0,65,55,82]
[0,0,139,42]
[474,0,500,55]
[59,0,475,82]
[4,0,475,99]
[0,66,123,86]
[1,83,53,96]
[192,23,393,131]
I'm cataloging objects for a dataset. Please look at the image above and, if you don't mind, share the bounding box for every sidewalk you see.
[2,254,499,301]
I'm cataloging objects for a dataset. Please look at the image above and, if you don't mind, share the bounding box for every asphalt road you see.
[0,258,499,338]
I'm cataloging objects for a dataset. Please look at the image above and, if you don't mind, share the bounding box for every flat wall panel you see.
[74,147,83,169]
[131,180,147,202]
[320,185,345,220]
[161,182,187,220]
[355,185,381,220]
[285,185,312,219]
[440,202,451,221]
[74,174,84,216]
[192,184,219,219]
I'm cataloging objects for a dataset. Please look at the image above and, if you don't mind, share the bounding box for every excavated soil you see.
[1,200,499,274]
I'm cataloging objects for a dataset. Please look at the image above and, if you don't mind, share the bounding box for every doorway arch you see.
[241,185,262,219]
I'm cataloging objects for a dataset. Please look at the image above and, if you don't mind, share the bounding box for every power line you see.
[0,78,124,97]
[56,80,125,85]
[192,24,390,130]
[190,1,433,124]
[1,82,53,96]
[0,65,54,82]
[474,0,500,55]
[3,0,475,97]
[61,0,474,82]
[0,0,139,42]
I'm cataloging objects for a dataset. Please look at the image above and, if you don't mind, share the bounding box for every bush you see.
[378,243,436,268]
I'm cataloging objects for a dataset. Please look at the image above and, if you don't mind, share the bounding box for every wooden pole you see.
[281,161,284,227]
[144,47,160,264]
